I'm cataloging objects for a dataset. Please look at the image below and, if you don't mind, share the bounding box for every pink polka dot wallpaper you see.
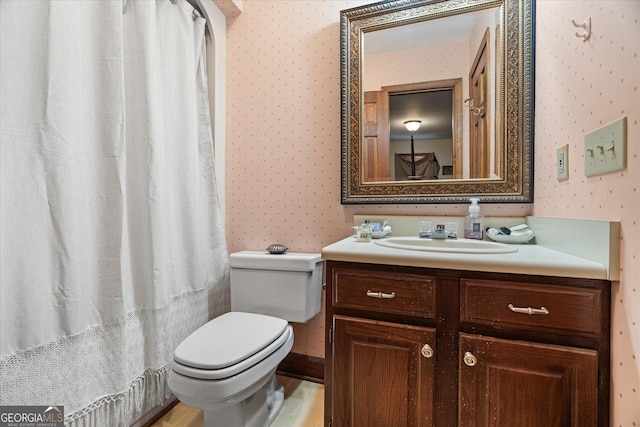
[223,1,639,424]
[534,1,639,424]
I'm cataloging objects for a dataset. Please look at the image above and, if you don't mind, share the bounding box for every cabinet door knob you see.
[463,351,477,367]
[366,290,396,299]
[421,344,434,358]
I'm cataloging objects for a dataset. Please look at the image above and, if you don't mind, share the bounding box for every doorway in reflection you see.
[391,90,452,180]
[362,79,462,182]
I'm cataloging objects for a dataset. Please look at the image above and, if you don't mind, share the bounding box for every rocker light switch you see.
[557,145,568,181]
[584,117,627,176]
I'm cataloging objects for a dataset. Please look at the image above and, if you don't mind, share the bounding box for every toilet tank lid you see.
[230,251,322,272]
[173,312,288,370]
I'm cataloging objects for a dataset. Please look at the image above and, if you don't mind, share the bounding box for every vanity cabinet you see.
[324,261,610,427]
[459,333,598,427]
[333,316,436,426]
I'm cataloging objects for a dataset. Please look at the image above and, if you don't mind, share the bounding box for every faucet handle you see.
[445,221,458,238]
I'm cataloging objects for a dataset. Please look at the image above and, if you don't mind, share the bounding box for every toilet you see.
[168,251,324,427]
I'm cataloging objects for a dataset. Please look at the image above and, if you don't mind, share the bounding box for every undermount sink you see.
[375,236,518,254]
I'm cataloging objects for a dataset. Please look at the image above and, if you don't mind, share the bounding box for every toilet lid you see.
[173,312,288,370]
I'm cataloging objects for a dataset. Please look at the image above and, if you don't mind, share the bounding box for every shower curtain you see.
[0,1,230,425]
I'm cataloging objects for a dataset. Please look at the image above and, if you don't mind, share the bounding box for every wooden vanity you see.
[322,231,614,427]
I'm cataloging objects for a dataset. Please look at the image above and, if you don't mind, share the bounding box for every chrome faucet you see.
[420,223,457,239]
[431,224,448,239]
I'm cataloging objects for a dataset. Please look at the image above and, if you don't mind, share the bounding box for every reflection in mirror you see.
[362,7,500,182]
[340,0,534,204]
[365,79,462,181]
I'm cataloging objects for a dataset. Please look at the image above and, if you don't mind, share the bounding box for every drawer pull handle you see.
[508,304,549,315]
[421,344,434,358]
[366,290,396,299]
[463,351,477,367]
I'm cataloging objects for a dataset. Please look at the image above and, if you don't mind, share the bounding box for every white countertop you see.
[322,236,609,280]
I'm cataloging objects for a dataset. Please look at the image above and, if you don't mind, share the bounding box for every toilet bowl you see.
[168,251,323,427]
[168,312,294,427]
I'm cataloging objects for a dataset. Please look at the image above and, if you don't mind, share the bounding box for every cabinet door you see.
[332,316,436,427]
[459,333,598,427]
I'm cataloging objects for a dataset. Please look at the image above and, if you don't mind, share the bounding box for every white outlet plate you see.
[557,144,568,181]
[584,117,627,176]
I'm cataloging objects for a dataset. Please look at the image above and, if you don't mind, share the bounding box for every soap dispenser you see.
[464,198,484,240]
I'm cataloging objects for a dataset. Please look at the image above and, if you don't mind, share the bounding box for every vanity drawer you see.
[332,267,436,318]
[460,279,602,336]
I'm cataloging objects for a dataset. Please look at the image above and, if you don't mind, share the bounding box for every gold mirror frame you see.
[340,0,534,204]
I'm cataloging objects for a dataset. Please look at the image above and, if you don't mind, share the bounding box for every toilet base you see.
[203,373,284,427]
[265,374,285,425]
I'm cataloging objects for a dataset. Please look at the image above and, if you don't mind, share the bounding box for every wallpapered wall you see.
[533,1,639,424]
[224,0,639,424]
[363,42,469,92]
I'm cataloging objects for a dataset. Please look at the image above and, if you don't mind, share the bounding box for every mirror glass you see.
[340,0,534,204]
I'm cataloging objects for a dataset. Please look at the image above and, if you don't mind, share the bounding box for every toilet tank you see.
[229,251,324,323]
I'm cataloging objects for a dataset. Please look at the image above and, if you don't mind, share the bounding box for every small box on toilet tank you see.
[229,251,324,323]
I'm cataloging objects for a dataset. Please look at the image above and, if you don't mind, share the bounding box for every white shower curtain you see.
[0,1,230,425]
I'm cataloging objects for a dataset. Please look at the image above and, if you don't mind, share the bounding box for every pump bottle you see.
[464,198,484,240]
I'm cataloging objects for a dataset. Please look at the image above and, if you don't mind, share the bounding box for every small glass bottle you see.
[356,224,372,242]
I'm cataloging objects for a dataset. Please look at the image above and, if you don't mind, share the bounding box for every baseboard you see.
[140,399,179,427]
[277,352,324,384]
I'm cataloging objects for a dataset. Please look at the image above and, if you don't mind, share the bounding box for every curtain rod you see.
[185,0,214,37]
[122,0,214,41]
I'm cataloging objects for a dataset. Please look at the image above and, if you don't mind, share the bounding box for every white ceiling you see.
[364,11,479,54]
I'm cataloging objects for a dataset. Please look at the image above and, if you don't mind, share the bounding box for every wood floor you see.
[152,376,324,427]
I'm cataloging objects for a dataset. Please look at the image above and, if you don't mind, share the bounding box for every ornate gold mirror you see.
[340,0,534,204]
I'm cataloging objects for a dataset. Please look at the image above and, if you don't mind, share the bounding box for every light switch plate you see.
[584,117,627,176]
[557,144,568,181]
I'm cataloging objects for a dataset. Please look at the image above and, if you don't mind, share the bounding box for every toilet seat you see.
[171,312,290,381]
